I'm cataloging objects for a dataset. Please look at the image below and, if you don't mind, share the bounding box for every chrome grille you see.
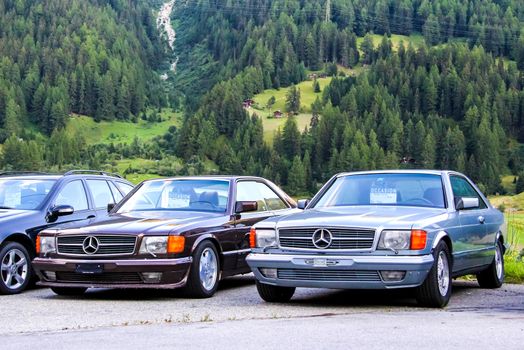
[278,227,375,250]
[55,272,143,284]
[57,235,137,256]
[277,268,381,282]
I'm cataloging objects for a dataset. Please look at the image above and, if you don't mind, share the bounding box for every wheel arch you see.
[432,231,453,266]
[0,233,36,258]
[495,231,505,254]
[191,234,223,270]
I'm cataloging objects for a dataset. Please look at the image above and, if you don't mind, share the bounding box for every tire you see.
[416,240,452,308]
[51,287,87,296]
[476,240,504,288]
[0,242,33,295]
[256,281,295,303]
[184,241,220,298]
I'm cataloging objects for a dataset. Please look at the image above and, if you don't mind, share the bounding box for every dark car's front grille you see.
[277,268,381,282]
[55,272,143,284]
[278,228,375,250]
[56,235,137,256]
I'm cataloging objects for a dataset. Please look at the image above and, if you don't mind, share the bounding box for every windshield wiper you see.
[0,206,14,209]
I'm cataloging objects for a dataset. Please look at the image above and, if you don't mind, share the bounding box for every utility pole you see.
[325,0,331,23]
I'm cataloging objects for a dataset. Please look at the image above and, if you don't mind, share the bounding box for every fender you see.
[190,233,223,255]
[431,230,449,249]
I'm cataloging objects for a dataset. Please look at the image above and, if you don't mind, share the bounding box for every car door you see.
[49,179,96,227]
[85,179,119,219]
[232,180,291,271]
[450,175,490,271]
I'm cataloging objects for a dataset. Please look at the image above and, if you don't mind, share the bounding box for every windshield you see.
[117,179,230,213]
[314,173,446,209]
[0,179,56,210]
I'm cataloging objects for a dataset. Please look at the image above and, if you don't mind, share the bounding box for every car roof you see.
[336,169,453,177]
[0,173,130,182]
[142,175,268,183]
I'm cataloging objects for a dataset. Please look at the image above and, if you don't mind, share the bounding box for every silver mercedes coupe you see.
[247,170,506,307]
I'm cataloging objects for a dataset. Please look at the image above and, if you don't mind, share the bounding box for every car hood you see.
[267,206,449,230]
[0,209,34,223]
[51,211,225,236]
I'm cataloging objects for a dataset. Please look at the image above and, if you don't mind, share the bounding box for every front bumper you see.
[247,253,434,289]
[33,257,192,289]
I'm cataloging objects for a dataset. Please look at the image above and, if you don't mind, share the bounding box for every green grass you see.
[251,77,333,143]
[66,109,182,145]
[252,77,332,114]
[356,33,425,53]
[501,175,517,195]
[489,192,524,211]
[124,173,161,184]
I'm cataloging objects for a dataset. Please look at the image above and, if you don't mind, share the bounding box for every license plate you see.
[313,258,328,267]
[75,264,103,274]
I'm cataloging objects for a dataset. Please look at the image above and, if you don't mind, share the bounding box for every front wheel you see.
[256,281,295,302]
[476,240,504,288]
[51,287,87,296]
[184,241,220,298]
[415,241,452,308]
[0,242,32,295]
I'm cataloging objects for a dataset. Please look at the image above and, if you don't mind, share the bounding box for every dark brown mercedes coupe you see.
[32,176,298,297]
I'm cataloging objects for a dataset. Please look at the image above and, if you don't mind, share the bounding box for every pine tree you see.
[285,85,301,113]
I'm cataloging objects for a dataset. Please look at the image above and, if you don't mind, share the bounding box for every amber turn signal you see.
[35,235,41,254]
[249,227,256,248]
[167,236,185,253]
[410,230,427,250]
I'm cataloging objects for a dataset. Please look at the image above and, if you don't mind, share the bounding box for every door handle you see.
[478,216,485,224]
[87,215,96,219]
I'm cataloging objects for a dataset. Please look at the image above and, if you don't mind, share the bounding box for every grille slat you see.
[56,272,143,284]
[279,227,375,250]
[57,235,137,256]
[277,268,381,282]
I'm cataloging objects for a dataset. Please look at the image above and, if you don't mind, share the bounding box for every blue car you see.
[0,171,134,294]
[247,170,506,307]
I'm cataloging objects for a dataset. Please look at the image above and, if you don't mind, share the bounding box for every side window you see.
[450,176,487,209]
[108,182,123,202]
[236,181,288,212]
[86,180,114,208]
[116,182,134,195]
[55,180,89,211]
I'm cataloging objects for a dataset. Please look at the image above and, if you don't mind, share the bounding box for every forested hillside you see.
[173,0,524,104]
[1,0,524,196]
[171,0,524,195]
[0,0,167,138]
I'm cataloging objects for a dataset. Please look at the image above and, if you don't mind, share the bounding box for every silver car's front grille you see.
[56,235,137,256]
[277,268,381,282]
[278,227,375,250]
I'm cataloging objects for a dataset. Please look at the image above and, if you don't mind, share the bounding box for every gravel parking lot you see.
[2,275,523,349]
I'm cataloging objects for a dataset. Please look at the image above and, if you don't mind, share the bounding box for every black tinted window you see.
[450,176,487,209]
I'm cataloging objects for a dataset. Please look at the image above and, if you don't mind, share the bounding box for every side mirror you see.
[107,203,116,213]
[297,199,310,210]
[235,201,258,214]
[455,197,479,210]
[46,205,74,223]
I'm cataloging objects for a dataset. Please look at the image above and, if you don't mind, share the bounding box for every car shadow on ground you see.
[39,275,500,311]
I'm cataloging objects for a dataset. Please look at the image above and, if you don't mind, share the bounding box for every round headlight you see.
[379,230,411,250]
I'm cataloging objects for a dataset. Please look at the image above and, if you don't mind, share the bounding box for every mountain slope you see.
[0,0,167,138]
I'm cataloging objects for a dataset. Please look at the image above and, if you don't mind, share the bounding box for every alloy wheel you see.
[1,248,28,290]
[199,247,218,291]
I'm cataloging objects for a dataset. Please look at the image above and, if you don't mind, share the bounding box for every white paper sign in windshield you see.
[370,184,397,204]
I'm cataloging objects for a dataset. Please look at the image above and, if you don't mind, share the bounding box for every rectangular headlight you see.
[38,236,56,255]
[378,230,411,250]
[139,237,168,255]
[255,229,277,248]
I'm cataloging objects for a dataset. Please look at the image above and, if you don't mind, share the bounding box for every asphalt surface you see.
[2,275,523,349]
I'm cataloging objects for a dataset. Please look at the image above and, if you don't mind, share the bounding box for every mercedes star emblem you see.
[312,228,333,249]
[82,236,100,254]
